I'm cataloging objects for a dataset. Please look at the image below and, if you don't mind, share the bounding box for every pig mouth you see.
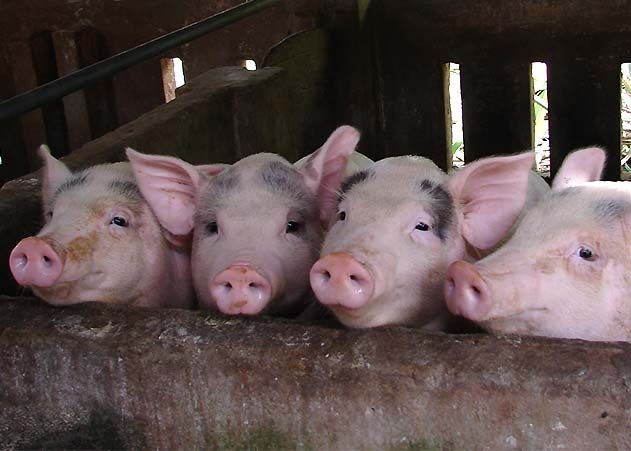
[35,270,106,292]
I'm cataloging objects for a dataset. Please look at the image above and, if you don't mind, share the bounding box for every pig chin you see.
[480,308,551,337]
[31,272,113,306]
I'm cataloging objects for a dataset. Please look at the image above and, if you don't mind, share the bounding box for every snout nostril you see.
[349,274,358,281]
[323,270,331,280]
[224,282,232,289]
[472,285,481,296]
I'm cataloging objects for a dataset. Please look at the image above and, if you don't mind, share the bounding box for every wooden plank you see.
[548,57,621,180]
[30,31,70,157]
[75,28,119,139]
[367,0,451,168]
[460,58,533,161]
[264,29,335,160]
[52,30,92,151]
[6,40,47,169]
[369,0,631,44]
[376,54,451,168]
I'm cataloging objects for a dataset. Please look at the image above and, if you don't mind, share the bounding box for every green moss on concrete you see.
[208,423,312,451]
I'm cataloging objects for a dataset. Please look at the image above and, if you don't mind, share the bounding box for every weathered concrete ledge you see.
[1,296,629,450]
[0,66,293,295]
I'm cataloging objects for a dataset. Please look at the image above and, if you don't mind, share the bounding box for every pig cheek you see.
[274,240,317,309]
[191,236,219,310]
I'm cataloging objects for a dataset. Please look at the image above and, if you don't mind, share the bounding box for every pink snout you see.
[210,265,272,315]
[310,252,374,310]
[9,237,63,288]
[444,260,492,322]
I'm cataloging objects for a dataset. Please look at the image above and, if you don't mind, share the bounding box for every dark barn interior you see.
[1,1,631,449]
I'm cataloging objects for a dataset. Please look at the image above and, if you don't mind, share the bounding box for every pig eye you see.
[111,216,128,227]
[206,222,219,235]
[45,211,53,220]
[338,211,346,221]
[285,221,303,234]
[415,222,430,231]
[578,246,596,261]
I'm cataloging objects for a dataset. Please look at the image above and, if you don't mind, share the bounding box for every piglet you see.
[9,145,194,307]
[127,125,364,317]
[310,151,548,329]
[444,147,631,342]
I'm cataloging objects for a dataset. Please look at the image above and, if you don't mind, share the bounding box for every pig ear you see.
[448,151,534,250]
[126,148,224,240]
[38,145,73,209]
[297,125,361,224]
[552,147,606,190]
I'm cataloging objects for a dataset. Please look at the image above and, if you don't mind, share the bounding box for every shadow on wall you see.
[16,406,147,449]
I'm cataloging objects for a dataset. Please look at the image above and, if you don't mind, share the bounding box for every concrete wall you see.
[1,296,630,449]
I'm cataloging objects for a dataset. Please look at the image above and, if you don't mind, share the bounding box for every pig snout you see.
[210,265,272,315]
[444,261,492,321]
[10,237,63,288]
[310,252,374,310]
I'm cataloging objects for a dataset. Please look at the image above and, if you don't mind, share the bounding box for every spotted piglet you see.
[127,125,364,317]
[310,152,548,329]
[9,146,194,307]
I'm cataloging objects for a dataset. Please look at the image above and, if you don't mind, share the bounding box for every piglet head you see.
[127,126,361,317]
[10,146,191,307]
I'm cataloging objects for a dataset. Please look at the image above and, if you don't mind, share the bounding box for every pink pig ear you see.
[126,148,224,241]
[552,147,606,190]
[297,125,361,225]
[38,144,73,210]
[448,151,534,251]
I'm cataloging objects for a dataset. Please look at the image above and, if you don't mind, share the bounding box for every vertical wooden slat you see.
[30,31,70,158]
[6,40,47,170]
[75,28,119,139]
[354,0,448,167]
[460,58,533,162]
[52,30,92,151]
[374,51,451,167]
[548,57,621,181]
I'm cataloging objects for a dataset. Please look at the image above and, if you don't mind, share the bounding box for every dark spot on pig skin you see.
[210,168,240,198]
[261,161,303,193]
[338,170,374,199]
[418,179,453,241]
[260,161,314,209]
[55,173,88,197]
[593,199,631,222]
[108,181,142,202]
